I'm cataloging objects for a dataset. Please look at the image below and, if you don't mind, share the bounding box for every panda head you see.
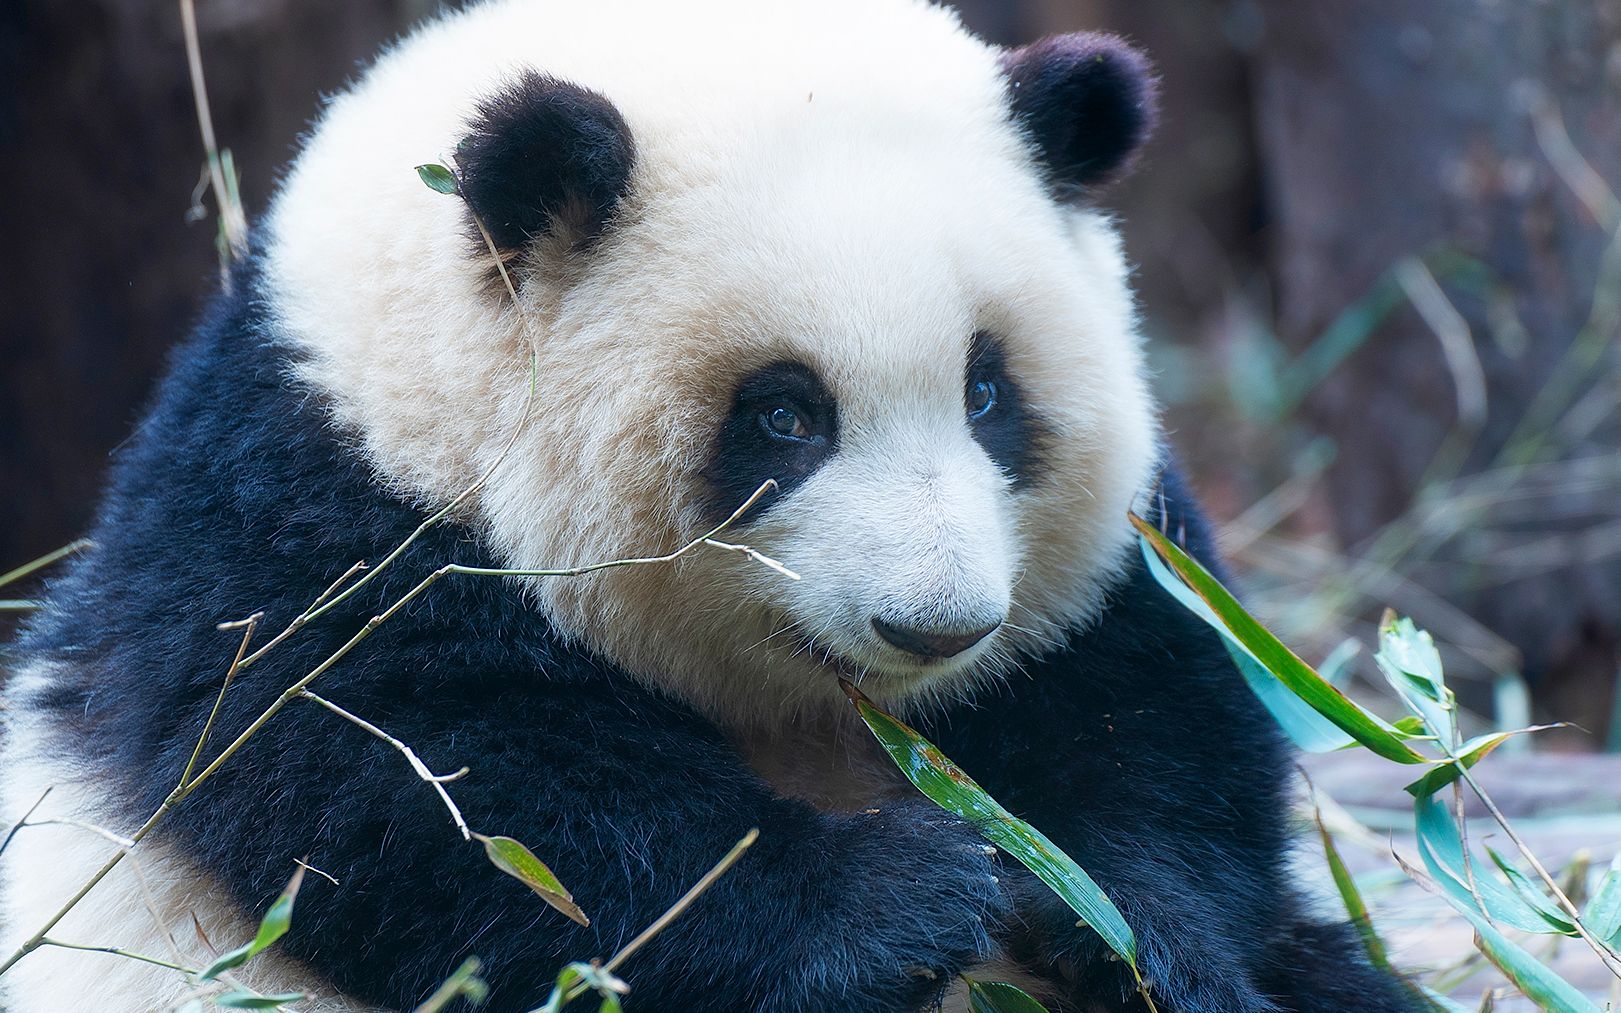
[266,0,1160,726]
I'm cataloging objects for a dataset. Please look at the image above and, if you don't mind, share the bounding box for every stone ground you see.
[1298,750,1621,1011]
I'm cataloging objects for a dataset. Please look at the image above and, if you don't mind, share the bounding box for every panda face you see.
[266,0,1158,726]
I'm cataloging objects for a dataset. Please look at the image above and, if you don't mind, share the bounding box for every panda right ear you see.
[1000,33,1158,198]
[455,70,635,250]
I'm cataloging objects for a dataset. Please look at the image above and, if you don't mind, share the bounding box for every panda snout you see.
[871,616,1002,660]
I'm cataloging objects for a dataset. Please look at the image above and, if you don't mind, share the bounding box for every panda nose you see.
[871,617,1002,659]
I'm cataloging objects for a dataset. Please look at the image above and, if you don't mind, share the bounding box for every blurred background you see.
[2,0,1619,751]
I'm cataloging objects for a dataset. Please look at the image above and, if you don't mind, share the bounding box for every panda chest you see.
[731,717,916,812]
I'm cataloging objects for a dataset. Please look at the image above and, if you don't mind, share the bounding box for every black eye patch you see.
[966,332,1049,488]
[702,361,838,524]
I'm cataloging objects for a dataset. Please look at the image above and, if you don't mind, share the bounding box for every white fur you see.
[0,664,374,1012]
[264,0,1158,730]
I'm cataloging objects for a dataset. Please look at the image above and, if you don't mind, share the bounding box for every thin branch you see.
[449,479,781,580]
[294,858,340,887]
[180,612,262,789]
[0,478,789,981]
[27,819,135,849]
[235,354,539,671]
[36,938,194,975]
[547,828,761,1010]
[0,539,91,590]
[0,787,52,858]
[300,690,472,841]
[1456,765,1621,977]
[178,0,247,273]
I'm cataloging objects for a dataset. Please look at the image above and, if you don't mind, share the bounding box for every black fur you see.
[701,360,838,524]
[966,331,1049,488]
[5,257,1420,1013]
[1001,33,1159,196]
[456,70,635,248]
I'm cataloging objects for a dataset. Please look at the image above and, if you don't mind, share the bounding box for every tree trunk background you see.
[1253,0,1621,736]
[3,0,1617,739]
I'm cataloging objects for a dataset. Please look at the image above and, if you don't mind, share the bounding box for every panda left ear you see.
[455,70,635,250]
[1000,33,1158,196]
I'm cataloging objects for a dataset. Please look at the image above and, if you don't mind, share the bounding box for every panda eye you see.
[762,405,811,440]
[967,378,997,419]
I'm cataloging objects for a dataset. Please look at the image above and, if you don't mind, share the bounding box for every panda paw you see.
[1001,870,1279,1013]
[814,802,1012,1008]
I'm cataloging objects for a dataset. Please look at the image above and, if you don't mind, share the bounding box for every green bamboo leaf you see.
[413,956,489,1012]
[1139,535,1356,752]
[1413,793,1569,935]
[964,977,1050,1012]
[534,965,584,1013]
[213,992,305,1009]
[1402,728,1558,797]
[1586,853,1621,946]
[1375,615,1456,741]
[842,681,1137,968]
[1485,846,1577,934]
[1312,808,1390,970]
[198,866,304,981]
[415,163,460,195]
[475,834,589,927]
[1457,905,1602,1013]
[1132,516,1427,764]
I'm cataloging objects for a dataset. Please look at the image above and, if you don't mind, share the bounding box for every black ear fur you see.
[1001,33,1158,196]
[455,70,635,249]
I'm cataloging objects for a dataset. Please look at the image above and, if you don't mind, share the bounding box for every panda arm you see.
[933,564,1290,1012]
[928,481,1417,1011]
[174,672,1006,1013]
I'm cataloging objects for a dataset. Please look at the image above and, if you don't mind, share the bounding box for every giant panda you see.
[0,1,1422,1011]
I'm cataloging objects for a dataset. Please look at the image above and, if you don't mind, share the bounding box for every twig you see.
[27,819,135,849]
[1456,765,1621,977]
[235,205,531,672]
[1529,91,1621,231]
[35,938,193,975]
[299,690,472,841]
[0,539,91,590]
[0,787,52,858]
[178,0,247,277]
[293,858,340,887]
[0,480,787,981]
[179,612,262,789]
[545,828,760,1010]
[235,354,539,672]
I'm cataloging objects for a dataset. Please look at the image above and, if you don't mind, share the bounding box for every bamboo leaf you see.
[415,163,460,195]
[1376,615,1456,742]
[1485,847,1577,934]
[412,956,489,1013]
[1132,516,1426,763]
[213,992,305,1009]
[842,681,1137,968]
[1461,908,1602,1013]
[964,976,1051,1012]
[1312,807,1390,970]
[1413,793,1571,935]
[476,834,589,927]
[1586,853,1621,946]
[1402,729,1558,798]
[198,865,304,981]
